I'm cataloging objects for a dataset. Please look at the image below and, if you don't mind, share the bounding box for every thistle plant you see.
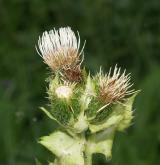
[36,27,139,165]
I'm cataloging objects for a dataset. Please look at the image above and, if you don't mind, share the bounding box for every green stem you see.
[84,150,92,165]
[84,135,92,165]
[79,131,92,165]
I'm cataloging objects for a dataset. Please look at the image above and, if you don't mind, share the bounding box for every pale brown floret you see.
[62,65,82,82]
[36,27,85,71]
[41,47,80,71]
[98,66,135,104]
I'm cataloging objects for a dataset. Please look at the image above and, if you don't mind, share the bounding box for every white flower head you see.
[55,85,73,99]
[54,81,75,99]
[98,65,135,104]
[36,27,85,71]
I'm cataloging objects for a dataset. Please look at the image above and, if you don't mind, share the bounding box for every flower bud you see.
[55,85,73,99]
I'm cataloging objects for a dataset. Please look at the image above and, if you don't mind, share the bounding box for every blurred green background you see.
[0,0,160,164]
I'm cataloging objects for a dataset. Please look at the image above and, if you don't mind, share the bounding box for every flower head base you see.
[36,27,84,71]
[98,65,135,104]
[55,85,73,99]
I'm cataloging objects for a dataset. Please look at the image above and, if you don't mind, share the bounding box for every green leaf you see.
[72,112,88,133]
[39,131,85,165]
[80,74,95,111]
[88,91,139,133]
[40,107,65,127]
[86,127,115,161]
[117,91,140,131]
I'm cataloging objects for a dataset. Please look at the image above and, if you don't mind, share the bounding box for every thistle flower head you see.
[98,65,135,104]
[36,27,84,71]
[38,26,139,165]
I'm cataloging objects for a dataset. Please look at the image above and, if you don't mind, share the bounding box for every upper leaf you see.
[39,131,85,165]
